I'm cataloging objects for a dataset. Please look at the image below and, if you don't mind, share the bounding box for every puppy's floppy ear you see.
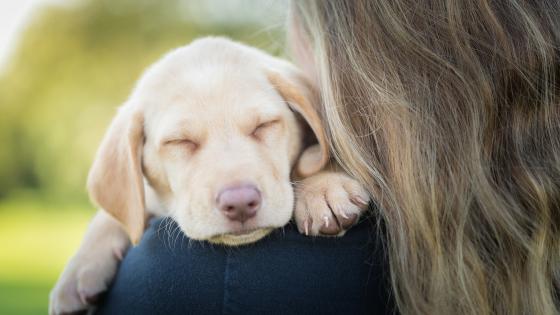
[267,71,329,177]
[87,103,146,244]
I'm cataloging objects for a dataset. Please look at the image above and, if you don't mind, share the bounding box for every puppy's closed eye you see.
[164,138,199,152]
[251,119,281,140]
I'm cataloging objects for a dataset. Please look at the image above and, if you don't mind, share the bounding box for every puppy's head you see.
[87,37,328,245]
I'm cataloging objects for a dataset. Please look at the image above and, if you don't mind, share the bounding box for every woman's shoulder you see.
[95,216,394,315]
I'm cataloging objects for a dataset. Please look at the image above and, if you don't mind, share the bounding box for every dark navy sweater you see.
[95,214,394,315]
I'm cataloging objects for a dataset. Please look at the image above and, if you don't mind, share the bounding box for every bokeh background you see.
[0,0,286,313]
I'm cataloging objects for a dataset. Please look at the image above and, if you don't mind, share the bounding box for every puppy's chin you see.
[176,211,292,246]
[207,228,274,246]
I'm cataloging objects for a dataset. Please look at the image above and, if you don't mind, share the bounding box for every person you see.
[97,1,560,314]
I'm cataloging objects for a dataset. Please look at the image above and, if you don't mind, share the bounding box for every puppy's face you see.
[141,62,302,240]
[87,38,328,244]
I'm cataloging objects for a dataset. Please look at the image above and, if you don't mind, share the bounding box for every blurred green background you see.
[0,0,285,313]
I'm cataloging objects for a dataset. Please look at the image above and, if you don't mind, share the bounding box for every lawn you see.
[0,198,93,314]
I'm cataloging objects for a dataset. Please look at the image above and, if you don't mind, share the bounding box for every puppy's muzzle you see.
[210,183,273,246]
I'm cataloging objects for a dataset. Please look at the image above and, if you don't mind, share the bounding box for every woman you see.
[97,1,560,314]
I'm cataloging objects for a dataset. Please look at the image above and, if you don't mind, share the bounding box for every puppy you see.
[49,37,370,315]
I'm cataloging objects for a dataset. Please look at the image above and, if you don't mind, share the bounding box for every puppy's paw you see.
[294,171,370,236]
[49,248,123,315]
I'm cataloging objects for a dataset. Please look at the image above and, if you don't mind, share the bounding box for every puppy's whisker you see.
[171,223,183,250]
[158,216,174,250]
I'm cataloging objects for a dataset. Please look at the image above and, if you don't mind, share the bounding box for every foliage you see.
[0,198,92,314]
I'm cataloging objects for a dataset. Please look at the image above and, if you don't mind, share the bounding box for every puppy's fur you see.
[49,38,370,315]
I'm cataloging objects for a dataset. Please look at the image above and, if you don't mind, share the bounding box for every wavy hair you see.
[290,1,560,314]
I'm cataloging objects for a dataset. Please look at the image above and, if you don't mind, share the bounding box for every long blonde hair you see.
[291,1,560,314]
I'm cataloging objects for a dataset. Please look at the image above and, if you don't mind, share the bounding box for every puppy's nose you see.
[217,185,261,223]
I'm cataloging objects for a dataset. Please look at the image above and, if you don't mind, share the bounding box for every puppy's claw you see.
[79,291,102,305]
[113,248,124,261]
[303,218,311,236]
[323,216,330,228]
[350,195,369,207]
[338,213,358,229]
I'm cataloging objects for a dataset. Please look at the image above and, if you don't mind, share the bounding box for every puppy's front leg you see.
[49,210,131,315]
[294,170,371,236]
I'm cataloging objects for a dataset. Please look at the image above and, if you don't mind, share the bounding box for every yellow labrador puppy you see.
[49,37,369,315]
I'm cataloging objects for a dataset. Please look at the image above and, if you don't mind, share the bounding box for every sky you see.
[0,0,70,73]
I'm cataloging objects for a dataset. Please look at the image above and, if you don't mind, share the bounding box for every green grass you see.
[0,198,94,314]
[0,281,53,315]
